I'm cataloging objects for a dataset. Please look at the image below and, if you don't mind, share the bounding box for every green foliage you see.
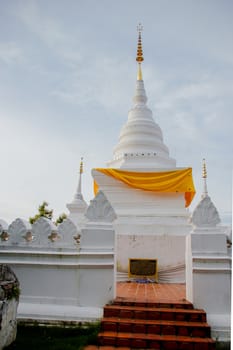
[215,340,231,350]
[55,213,67,225]
[5,323,100,350]
[29,201,53,224]
[7,285,21,301]
[29,202,67,225]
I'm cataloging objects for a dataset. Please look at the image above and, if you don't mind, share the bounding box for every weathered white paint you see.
[0,299,18,350]
[0,265,19,350]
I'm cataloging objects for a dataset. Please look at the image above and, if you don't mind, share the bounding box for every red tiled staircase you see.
[98,299,215,349]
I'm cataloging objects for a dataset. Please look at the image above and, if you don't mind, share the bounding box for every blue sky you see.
[0,0,232,224]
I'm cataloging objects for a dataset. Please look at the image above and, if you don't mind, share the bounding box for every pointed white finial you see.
[66,157,88,226]
[76,157,84,198]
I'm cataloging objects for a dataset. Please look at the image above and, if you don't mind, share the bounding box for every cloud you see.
[50,56,134,113]
[149,72,233,143]
[0,42,24,64]
[15,0,83,66]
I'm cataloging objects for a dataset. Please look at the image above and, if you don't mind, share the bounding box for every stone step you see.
[114,299,193,309]
[98,331,216,349]
[101,317,211,337]
[84,346,131,350]
[99,298,215,349]
[103,305,207,322]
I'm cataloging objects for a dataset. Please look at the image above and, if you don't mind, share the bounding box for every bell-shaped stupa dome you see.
[108,25,176,169]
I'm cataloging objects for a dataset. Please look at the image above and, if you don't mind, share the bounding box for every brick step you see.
[114,299,193,309]
[84,346,131,350]
[98,331,215,349]
[101,317,211,337]
[104,305,207,322]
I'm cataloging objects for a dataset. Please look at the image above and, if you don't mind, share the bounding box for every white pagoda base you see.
[92,169,192,283]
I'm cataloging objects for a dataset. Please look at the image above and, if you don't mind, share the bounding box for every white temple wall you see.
[117,234,186,283]
[79,266,115,307]
[78,192,117,307]
[7,263,80,306]
[0,195,116,323]
[186,232,231,341]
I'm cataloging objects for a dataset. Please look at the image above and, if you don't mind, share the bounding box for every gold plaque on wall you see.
[128,258,158,281]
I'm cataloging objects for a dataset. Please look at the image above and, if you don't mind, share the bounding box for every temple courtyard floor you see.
[116,282,186,303]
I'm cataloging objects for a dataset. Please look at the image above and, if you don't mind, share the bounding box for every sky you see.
[0,0,232,225]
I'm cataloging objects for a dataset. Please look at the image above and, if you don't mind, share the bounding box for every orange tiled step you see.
[84,347,131,350]
[103,305,207,322]
[114,299,193,309]
[101,317,211,337]
[98,331,215,349]
[99,298,215,349]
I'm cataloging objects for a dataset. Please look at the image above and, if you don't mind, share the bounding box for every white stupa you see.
[92,26,196,282]
[192,159,221,230]
[108,27,175,169]
[66,158,88,227]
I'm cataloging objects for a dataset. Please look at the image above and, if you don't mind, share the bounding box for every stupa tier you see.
[108,78,176,169]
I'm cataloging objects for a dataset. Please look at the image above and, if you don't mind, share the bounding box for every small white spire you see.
[202,158,208,198]
[66,157,88,227]
[191,158,222,228]
[74,157,84,201]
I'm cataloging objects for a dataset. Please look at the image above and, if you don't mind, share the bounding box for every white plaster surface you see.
[191,195,221,228]
[0,193,116,322]
[18,302,103,323]
[0,299,18,350]
[186,231,231,341]
[117,234,186,283]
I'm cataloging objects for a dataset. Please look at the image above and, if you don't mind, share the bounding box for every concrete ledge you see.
[207,314,231,342]
[17,302,103,324]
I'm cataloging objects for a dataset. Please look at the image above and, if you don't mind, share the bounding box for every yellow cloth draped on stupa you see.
[93,167,195,207]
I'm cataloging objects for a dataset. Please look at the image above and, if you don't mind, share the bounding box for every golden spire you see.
[202,158,207,178]
[136,23,144,80]
[201,158,208,198]
[79,157,83,174]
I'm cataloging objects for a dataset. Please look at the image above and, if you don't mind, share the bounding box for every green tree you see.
[29,202,67,225]
[55,213,67,225]
[29,201,53,224]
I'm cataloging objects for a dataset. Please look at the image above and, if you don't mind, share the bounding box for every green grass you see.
[5,323,100,350]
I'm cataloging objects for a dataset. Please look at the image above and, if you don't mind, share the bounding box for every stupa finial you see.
[202,158,207,178]
[202,158,208,198]
[79,157,83,174]
[136,23,144,80]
